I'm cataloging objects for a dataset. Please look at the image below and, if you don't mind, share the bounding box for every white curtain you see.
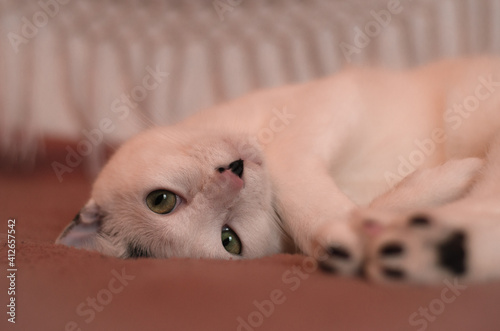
[1,0,499,172]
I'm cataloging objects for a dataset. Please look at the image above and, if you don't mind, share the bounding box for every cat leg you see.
[268,156,359,265]
[369,157,484,212]
[315,157,484,277]
[263,119,363,270]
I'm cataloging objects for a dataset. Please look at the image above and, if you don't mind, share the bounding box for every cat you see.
[57,56,500,284]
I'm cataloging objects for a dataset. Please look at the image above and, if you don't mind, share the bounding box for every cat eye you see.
[146,190,179,214]
[221,226,242,255]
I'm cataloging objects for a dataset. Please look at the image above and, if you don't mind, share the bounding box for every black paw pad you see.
[327,246,351,260]
[318,262,337,274]
[438,231,466,275]
[379,243,404,256]
[409,215,431,227]
[382,267,405,280]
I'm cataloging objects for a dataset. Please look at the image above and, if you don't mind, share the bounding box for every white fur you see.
[57,56,500,284]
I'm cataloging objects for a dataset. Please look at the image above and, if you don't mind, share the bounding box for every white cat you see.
[57,56,500,284]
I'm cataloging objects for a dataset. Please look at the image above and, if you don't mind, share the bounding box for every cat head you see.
[56,126,292,259]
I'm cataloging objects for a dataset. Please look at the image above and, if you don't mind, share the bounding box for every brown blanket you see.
[1,160,500,331]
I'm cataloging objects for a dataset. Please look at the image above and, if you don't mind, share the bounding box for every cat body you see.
[57,57,500,283]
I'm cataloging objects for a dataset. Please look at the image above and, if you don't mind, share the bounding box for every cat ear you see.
[56,199,104,250]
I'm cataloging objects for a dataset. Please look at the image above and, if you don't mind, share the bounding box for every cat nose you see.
[228,159,244,178]
[216,159,244,178]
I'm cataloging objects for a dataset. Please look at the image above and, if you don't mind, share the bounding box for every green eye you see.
[221,226,242,255]
[146,190,178,214]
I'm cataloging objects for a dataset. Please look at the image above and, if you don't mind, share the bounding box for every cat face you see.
[56,126,291,259]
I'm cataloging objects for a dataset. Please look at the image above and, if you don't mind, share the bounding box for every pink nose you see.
[216,159,244,191]
[220,169,244,191]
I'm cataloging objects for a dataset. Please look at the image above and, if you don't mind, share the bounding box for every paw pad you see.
[379,243,404,256]
[382,267,405,280]
[327,246,351,260]
[438,231,466,275]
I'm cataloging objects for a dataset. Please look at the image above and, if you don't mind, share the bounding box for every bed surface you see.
[1,160,500,331]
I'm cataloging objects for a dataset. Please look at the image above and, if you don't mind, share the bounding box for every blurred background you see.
[1,0,500,178]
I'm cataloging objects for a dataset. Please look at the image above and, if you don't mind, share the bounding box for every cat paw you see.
[362,213,470,284]
[314,207,500,283]
[311,221,364,276]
